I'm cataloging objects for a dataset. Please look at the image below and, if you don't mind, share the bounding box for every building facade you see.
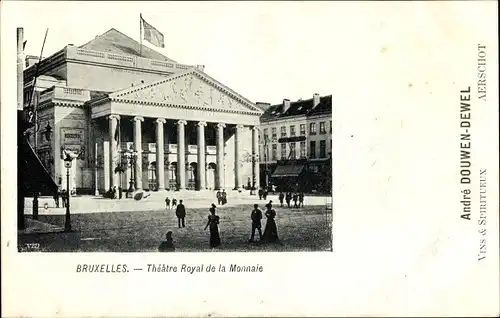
[258,94,332,193]
[24,29,263,194]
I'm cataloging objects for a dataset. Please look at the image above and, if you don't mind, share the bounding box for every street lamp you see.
[123,149,138,196]
[260,135,270,189]
[62,148,79,232]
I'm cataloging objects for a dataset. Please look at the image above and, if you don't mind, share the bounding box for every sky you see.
[1,1,364,105]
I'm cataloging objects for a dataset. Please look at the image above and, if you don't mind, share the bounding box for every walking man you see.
[171,197,177,209]
[278,192,284,207]
[258,188,263,200]
[216,190,222,205]
[299,192,304,208]
[175,199,186,228]
[165,197,171,210]
[285,192,291,208]
[293,193,299,208]
[249,204,263,242]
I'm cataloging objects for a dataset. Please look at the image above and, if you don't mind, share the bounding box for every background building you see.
[258,94,332,193]
[24,29,263,194]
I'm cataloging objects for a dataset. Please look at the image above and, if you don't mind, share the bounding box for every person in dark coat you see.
[54,191,60,208]
[61,189,67,208]
[262,204,279,243]
[221,189,227,205]
[299,192,304,208]
[175,200,186,228]
[285,192,292,208]
[204,204,221,248]
[171,198,177,208]
[293,193,299,208]
[158,231,175,252]
[278,192,284,207]
[216,190,222,205]
[263,189,268,200]
[165,197,171,210]
[258,189,263,200]
[249,204,263,242]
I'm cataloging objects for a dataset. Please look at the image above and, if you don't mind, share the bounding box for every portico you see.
[90,68,263,192]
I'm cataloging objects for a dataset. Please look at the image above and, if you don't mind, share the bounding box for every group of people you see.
[278,192,305,208]
[216,189,228,205]
[158,200,280,252]
[53,189,69,208]
[257,188,270,200]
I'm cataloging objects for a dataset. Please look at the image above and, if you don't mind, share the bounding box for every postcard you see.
[1,1,498,317]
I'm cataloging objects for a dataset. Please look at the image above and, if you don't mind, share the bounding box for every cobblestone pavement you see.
[33,203,333,252]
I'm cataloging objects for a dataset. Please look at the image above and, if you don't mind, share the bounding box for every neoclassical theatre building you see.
[25,29,264,193]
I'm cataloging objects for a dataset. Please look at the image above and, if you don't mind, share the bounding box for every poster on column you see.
[1,1,499,318]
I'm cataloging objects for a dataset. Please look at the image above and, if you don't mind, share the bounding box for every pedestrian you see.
[165,197,171,210]
[285,192,291,208]
[175,199,186,228]
[216,190,222,205]
[221,189,227,205]
[293,193,299,208]
[171,197,177,208]
[265,200,273,210]
[61,189,67,208]
[54,190,60,208]
[299,192,304,208]
[158,231,175,252]
[249,204,263,242]
[204,203,221,249]
[263,188,268,200]
[258,188,263,200]
[278,192,284,207]
[262,203,279,243]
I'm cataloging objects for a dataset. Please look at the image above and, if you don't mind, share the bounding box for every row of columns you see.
[107,115,260,192]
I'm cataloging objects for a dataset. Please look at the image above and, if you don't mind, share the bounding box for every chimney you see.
[283,98,291,113]
[313,93,321,108]
[256,102,271,111]
[17,28,24,111]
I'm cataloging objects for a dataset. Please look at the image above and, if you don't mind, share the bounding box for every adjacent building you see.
[24,29,264,194]
[258,94,332,193]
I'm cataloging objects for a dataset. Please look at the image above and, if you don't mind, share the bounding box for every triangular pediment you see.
[109,69,263,114]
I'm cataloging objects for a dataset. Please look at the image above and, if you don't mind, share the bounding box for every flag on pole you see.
[141,14,165,48]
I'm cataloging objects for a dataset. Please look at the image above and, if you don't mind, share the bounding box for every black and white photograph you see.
[2,1,498,317]
[16,7,333,253]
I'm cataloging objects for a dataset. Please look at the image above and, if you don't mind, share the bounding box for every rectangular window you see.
[271,128,277,141]
[310,141,316,159]
[300,124,306,135]
[310,123,316,135]
[281,144,287,160]
[320,122,326,134]
[272,144,277,161]
[290,143,296,159]
[320,140,327,158]
[280,126,287,137]
[300,141,306,158]
[290,125,296,136]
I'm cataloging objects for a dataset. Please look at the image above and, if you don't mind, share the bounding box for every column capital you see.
[177,119,187,126]
[217,123,226,129]
[156,118,166,124]
[197,121,207,127]
[235,124,245,130]
[133,116,144,122]
[108,114,120,121]
[252,126,260,131]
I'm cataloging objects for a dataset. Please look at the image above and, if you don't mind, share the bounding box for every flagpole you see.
[139,14,143,57]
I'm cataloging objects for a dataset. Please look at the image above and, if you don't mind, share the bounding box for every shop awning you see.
[18,139,58,196]
[271,164,305,178]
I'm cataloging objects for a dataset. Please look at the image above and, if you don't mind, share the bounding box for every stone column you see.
[197,121,207,190]
[216,123,225,190]
[133,116,144,190]
[155,118,166,191]
[252,126,260,191]
[108,114,120,190]
[234,124,244,190]
[177,120,187,190]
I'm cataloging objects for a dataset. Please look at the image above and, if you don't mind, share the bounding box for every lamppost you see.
[62,149,79,232]
[260,135,270,189]
[242,151,259,195]
[123,149,138,196]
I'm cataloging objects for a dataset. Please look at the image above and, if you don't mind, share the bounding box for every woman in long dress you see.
[204,204,221,248]
[262,205,279,243]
